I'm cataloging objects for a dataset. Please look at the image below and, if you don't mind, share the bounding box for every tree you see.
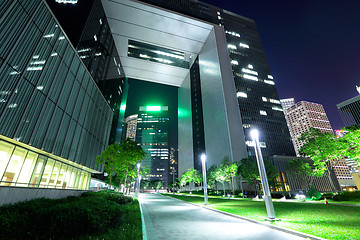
[117,138,146,193]
[150,180,163,191]
[207,165,219,191]
[238,158,279,194]
[338,127,360,165]
[221,158,238,196]
[180,168,202,191]
[96,143,122,191]
[299,128,341,191]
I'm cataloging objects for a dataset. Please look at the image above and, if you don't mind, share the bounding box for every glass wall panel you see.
[58,72,75,110]
[42,106,63,151]
[43,19,61,47]
[0,146,27,186]
[32,2,52,33]
[16,151,38,187]
[14,91,46,143]
[37,52,61,95]
[48,161,61,187]
[68,166,77,189]
[18,0,40,17]
[0,64,22,116]
[6,24,42,76]
[65,80,80,116]
[0,141,16,184]
[73,168,81,189]
[62,165,71,189]
[56,164,67,188]
[0,2,30,58]
[53,113,70,156]
[0,79,35,138]
[0,1,14,19]
[39,158,55,187]
[29,155,46,187]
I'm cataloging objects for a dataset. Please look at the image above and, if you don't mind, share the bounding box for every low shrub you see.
[332,190,360,201]
[0,191,136,240]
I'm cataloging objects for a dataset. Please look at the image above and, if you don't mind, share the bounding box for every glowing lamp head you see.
[201,154,206,163]
[137,163,140,169]
[250,129,259,140]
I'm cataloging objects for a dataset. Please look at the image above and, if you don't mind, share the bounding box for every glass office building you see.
[0,0,113,189]
[136,106,170,185]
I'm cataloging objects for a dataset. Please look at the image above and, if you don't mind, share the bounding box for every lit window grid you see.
[0,139,90,189]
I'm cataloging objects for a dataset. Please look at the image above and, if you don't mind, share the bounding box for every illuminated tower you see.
[136,106,170,186]
[283,101,333,156]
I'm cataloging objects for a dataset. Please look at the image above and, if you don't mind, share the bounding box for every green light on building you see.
[146,106,162,111]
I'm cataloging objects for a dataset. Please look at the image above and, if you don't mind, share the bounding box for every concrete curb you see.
[162,194,327,240]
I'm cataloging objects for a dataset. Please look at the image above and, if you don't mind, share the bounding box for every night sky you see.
[201,0,360,130]
[48,0,360,131]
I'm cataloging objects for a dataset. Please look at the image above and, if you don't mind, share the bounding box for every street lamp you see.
[135,163,141,196]
[250,129,276,220]
[201,154,209,205]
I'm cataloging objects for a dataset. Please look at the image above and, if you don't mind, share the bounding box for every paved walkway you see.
[138,193,310,240]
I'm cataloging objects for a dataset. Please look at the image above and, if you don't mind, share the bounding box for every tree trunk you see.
[231,176,235,196]
[222,182,225,196]
[239,176,244,198]
[123,168,128,194]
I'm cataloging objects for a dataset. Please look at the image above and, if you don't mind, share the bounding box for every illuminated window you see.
[243,74,258,81]
[264,80,275,85]
[237,92,247,98]
[231,60,238,65]
[267,75,274,79]
[272,106,283,111]
[262,97,267,102]
[260,110,267,116]
[239,43,249,48]
[228,44,237,50]
[241,68,258,76]
[248,64,253,69]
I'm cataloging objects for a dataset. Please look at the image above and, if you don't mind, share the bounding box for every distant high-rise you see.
[124,114,138,141]
[283,101,333,156]
[136,106,170,185]
[280,98,295,110]
[337,94,360,128]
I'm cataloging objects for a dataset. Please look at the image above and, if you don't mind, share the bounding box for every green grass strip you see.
[164,194,360,240]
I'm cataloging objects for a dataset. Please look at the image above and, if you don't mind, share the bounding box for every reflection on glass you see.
[29,156,46,187]
[49,162,61,187]
[16,152,38,187]
[56,164,67,188]
[0,141,15,183]
[1,146,27,186]
[40,158,55,187]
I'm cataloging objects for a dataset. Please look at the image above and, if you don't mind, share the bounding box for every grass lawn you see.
[163,194,360,240]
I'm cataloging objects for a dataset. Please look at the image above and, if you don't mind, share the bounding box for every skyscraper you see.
[282,100,333,156]
[337,94,360,128]
[280,98,295,111]
[74,0,295,175]
[124,114,138,141]
[136,106,170,185]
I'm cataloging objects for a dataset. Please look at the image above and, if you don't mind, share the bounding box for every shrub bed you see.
[0,191,138,240]
[332,190,360,202]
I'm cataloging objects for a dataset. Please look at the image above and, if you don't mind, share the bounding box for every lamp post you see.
[250,129,276,220]
[201,154,209,205]
[135,163,141,196]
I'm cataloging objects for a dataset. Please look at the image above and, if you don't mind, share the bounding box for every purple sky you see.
[202,0,360,130]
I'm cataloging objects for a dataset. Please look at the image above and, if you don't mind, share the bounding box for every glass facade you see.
[0,136,90,189]
[136,106,170,186]
[138,0,295,158]
[76,0,127,144]
[337,95,360,128]
[0,0,113,188]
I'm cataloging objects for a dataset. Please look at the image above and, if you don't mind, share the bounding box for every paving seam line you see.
[139,200,159,240]
[161,194,327,240]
